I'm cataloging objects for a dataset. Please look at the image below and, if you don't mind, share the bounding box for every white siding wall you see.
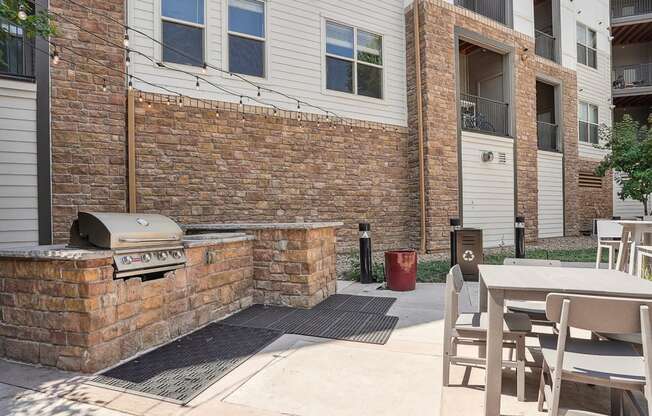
[537,151,564,238]
[461,132,515,248]
[129,0,408,126]
[0,79,38,248]
[613,172,650,218]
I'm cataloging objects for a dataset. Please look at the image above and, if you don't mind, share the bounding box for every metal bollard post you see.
[515,216,525,258]
[359,223,373,284]
[450,218,461,267]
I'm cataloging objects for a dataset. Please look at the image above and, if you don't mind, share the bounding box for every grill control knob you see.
[172,250,183,260]
[142,253,152,263]
[158,251,168,261]
[121,256,133,265]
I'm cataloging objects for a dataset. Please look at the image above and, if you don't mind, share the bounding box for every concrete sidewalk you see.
[0,281,447,416]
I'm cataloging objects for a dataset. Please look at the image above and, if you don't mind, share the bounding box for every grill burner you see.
[70,212,187,279]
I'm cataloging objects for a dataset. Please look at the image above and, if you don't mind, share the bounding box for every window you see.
[325,21,383,99]
[0,18,34,79]
[161,0,205,66]
[576,23,597,69]
[579,102,599,144]
[228,0,265,77]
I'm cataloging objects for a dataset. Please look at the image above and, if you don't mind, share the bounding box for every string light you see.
[102,78,107,92]
[195,77,200,90]
[17,4,27,20]
[147,101,152,109]
[215,109,220,117]
[202,63,207,75]
[138,91,143,102]
[166,96,170,105]
[123,31,129,47]
[297,101,301,110]
[51,48,60,65]
[125,51,130,66]
[257,86,261,97]
[239,96,243,107]
[128,76,133,91]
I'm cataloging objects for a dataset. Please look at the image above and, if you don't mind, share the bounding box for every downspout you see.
[413,0,427,253]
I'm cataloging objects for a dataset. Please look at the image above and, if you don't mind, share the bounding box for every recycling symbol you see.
[462,250,475,262]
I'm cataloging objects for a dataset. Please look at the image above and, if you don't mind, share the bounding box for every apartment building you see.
[610,0,652,217]
[0,0,615,252]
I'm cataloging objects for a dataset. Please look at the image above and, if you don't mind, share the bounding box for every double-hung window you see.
[579,102,599,144]
[161,0,205,67]
[228,0,265,78]
[576,23,597,69]
[325,21,383,99]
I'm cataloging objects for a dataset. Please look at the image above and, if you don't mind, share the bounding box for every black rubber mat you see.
[223,302,399,345]
[314,294,397,315]
[92,324,282,403]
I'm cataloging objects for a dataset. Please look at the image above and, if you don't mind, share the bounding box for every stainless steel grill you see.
[70,212,187,279]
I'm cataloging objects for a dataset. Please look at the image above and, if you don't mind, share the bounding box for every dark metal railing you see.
[460,93,509,136]
[535,30,556,62]
[537,121,560,152]
[0,19,35,79]
[454,0,507,25]
[611,0,652,19]
[612,63,652,90]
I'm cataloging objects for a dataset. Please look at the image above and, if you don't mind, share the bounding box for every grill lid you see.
[76,212,183,249]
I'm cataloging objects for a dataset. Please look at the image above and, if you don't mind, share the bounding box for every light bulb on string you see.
[166,96,170,105]
[51,48,60,65]
[202,63,207,74]
[215,109,220,117]
[195,77,200,90]
[147,101,152,109]
[102,78,107,92]
[257,87,261,97]
[18,4,27,20]
[125,52,130,66]
[239,96,243,108]
[138,92,143,102]
[123,31,129,47]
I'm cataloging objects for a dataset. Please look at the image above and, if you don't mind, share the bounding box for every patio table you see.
[477,265,652,416]
[615,220,652,275]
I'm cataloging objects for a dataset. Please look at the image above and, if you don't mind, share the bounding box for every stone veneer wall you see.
[406,0,581,249]
[133,98,416,253]
[49,0,127,243]
[577,158,613,233]
[0,239,254,373]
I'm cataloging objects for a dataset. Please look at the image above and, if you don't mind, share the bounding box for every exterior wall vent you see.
[579,172,603,189]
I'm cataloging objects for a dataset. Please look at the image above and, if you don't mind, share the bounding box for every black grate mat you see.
[92,324,282,403]
[314,294,397,315]
[222,302,399,345]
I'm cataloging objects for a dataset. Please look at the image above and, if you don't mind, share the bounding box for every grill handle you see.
[118,236,181,243]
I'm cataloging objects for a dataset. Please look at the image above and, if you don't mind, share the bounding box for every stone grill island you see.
[0,222,340,373]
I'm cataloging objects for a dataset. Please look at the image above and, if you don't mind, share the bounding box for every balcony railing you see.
[611,0,652,19]
[535,30,556,62]
[454,0,507,25]
[612,63,652,90]
[537,121,560,152]
[0,19,35,80]
[460,93,509,137]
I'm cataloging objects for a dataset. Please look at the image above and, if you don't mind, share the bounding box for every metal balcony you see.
[611,0,652,19]
[535,30,556,62]
[537,122,560,152]
[612,62,652,90]
[454,0,507,25]
[460,93,509,137]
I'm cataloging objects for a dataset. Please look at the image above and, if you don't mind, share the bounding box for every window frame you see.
[159,0,207,69]
[321,18,385,102]
[578,101,599,144]
[225,0,268,79]
[576,22,597,70]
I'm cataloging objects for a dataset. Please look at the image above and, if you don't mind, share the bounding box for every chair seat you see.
[505,300,548,321]
[455,312,532,335]
[539,334,645,386]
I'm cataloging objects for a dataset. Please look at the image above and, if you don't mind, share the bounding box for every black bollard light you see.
[359,223,373,284]
[450,218,462,267]
[515,216,525,258]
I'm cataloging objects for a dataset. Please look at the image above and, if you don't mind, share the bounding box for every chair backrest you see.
[444,265,464,329]
[503,258,561,267]
[545,293,651,334]
[596,220,623,240]
[645,216,652,222]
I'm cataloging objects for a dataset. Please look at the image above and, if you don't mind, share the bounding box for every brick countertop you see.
[183,222,344,231]
[0,245,113,260]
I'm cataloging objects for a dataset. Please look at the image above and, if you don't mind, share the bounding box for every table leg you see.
[484,288,504,416]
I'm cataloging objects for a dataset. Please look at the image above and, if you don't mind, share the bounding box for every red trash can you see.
[385,250,417,291]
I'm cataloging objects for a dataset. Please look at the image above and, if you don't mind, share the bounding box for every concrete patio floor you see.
[0,279,623,415]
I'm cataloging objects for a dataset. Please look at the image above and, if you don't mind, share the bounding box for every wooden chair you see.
[537,293,652,416]
[596,220,624,270]
[504,258,561,324]
[637,245,652,279]
[443,265,532,401]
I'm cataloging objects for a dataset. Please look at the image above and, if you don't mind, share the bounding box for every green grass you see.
[343,248,608,283]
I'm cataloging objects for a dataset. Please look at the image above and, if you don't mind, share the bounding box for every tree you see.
[596,115,652,215]
[0,0,57,65]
